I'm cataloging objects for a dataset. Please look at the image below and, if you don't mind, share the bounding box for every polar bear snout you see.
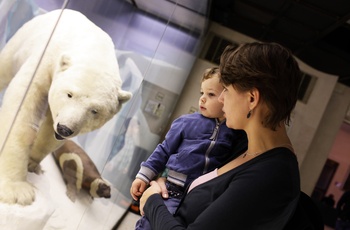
[56,123,74,139]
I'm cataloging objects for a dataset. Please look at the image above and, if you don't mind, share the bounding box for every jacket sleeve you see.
[136,117,185,183]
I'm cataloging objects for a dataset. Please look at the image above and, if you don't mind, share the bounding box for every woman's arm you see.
[141,179,186,230]
[144,193,185,229]
[141,152,299,230]
[139,177,168,215]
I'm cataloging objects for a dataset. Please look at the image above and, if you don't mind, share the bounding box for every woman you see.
[139,42,302,229]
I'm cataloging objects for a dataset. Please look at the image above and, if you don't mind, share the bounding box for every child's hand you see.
[130,178,147,201]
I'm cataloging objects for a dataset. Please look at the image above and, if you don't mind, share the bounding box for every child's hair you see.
[201,67,219,82]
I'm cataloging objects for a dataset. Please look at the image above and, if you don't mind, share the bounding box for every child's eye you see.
[208,93,215,97]
[200,91,204,95]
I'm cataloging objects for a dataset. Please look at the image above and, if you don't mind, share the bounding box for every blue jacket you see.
[136,112,247,188]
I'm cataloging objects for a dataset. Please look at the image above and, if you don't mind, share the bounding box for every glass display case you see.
[0,0,210,229]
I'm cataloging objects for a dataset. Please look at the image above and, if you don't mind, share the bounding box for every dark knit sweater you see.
[144,147,300,230]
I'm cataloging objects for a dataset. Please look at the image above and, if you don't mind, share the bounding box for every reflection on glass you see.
[0,0,210,228]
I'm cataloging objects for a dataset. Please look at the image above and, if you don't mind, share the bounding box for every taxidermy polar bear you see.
[0,9,132,205]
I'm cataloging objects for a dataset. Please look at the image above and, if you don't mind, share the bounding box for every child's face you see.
[199,75,225,120]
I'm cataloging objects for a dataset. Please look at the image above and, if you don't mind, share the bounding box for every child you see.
[130,67,247,230]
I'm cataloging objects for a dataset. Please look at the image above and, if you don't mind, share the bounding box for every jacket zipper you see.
[203,119,220,174]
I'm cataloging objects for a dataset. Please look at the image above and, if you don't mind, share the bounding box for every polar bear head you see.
[48,54,132,140]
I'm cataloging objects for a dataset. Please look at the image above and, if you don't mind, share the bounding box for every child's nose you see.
[218,92,224,103]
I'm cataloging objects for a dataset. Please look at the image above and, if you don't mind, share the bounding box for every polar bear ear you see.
[118,90,132,104]
[59,54,72,71]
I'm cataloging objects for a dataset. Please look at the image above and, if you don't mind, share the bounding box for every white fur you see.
[90,179,100,198]
[0,9,131,205]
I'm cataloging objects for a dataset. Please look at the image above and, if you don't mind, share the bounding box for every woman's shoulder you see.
[264,147,298,162]
[222,147,299,179]
[244,148,300,185]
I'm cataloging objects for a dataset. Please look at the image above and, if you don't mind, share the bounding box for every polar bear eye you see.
[67,93,73,98]
[91,109,98,115]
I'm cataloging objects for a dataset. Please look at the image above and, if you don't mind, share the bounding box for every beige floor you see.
[117,211,140,230]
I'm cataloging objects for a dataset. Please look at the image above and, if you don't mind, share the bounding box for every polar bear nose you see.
[57,123,74,137]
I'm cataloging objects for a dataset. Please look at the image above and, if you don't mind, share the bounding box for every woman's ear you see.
[248,88,260,109]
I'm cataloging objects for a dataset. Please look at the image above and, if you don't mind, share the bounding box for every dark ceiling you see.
[210,0,350,87]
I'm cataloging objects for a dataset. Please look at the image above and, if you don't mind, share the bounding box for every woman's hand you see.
[139,180,162,215]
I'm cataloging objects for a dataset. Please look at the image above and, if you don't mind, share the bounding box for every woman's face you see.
[218,84,248,129]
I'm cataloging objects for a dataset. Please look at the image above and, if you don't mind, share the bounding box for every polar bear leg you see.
[29,110,64,174]
[0,126,36,205]
[0,38,18,91]
[0,106,37,205]
[0,64,50,205]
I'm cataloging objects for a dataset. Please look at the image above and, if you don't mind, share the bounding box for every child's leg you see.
[135,215,152,230]
[164,180,184,214]
[135,198,181,230]
[164,197,181,214]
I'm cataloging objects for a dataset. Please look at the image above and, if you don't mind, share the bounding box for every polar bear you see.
[0,9,132,205]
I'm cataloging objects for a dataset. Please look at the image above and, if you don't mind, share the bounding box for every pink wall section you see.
[326,122,350,204]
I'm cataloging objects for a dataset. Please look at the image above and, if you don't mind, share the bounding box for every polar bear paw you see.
[0,180,36,205]
[28,158,43,174]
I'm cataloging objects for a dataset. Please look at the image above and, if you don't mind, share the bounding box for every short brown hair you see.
[201,67,220,82]
[219,42,302,130]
